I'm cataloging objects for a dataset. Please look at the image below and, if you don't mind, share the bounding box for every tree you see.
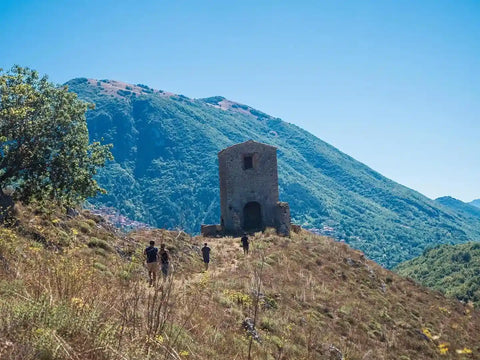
[0,66,112,206]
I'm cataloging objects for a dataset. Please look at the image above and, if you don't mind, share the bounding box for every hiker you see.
[159,244,170,280]
[144,240,159,287]
[241,232,249,255]
[202,243,211,271]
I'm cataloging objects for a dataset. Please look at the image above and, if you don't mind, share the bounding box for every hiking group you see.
[144,241,169,287]
[144,233,250,285]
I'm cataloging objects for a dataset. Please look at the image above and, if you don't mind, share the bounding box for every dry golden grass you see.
[0,206,479,359]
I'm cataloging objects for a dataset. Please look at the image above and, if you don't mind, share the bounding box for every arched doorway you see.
[243,202,262,232]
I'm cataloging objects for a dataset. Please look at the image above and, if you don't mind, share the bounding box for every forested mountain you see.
[435,196,480,221]
[470,199,480,208]
[67,78,480,268]
[395,242,480,306]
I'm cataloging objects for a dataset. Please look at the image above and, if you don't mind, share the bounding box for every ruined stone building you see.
[201,140,291,236]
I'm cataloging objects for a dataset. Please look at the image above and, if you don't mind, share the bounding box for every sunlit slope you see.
[67,78,480,267]
[1,205,479,359]
[396,241,480,306]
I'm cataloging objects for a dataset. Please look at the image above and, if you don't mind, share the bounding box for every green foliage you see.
[200,96,225,105]
[0,66,112,206]
[395,242,480,306]
[87,237,113,252]
[436,196,480,220]
[66,78,480,268]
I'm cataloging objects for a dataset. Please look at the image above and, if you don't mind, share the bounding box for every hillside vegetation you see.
[395,242,480,306]
[65,78,480,268]
[436,197,480,222]
[0,66,111,207]
[1,206,480,359]
[470,200,480,209]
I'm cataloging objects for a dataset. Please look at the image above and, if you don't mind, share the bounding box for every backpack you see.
[160,250,169,264]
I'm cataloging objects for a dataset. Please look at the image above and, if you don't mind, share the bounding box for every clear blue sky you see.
[1,0,479,201]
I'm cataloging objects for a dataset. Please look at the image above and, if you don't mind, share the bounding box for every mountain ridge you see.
[435,196,480,220]
[66,77,480,268]
[470,199,480,208]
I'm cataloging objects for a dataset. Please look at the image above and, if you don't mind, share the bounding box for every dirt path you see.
[179,236,244,286]
[142,236,246,292]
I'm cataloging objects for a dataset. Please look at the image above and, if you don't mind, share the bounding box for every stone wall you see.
[275,202,291,236]
[217,140,290,236]
[200,224,223,237]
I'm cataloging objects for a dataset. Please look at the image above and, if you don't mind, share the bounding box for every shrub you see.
[259,317,277,332]
[117,89,131,97]
[87,238,113,252]
[76,221,91,234]
[56,230,71,247]
[93,262,107,272]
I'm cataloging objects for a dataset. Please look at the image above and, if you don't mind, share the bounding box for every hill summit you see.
[66,78,480,268]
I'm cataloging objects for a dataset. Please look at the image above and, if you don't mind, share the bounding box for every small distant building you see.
[201,140,291,237]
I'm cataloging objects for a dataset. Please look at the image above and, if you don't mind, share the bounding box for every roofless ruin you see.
[201,140,291,237]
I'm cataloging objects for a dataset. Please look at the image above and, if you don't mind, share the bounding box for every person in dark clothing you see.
[202,243,211,271]
[144,240,159,287]
[241,232,249,255]
[159,244,169,280]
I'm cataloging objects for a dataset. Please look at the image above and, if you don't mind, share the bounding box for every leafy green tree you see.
[0,66,112,206]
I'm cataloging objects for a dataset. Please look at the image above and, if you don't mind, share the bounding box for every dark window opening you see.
[244,155,253,169]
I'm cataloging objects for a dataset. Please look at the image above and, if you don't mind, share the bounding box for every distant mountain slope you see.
[67,78,480,268]
[436,196,480,220]
[395,242,480,306]
[470,199,480,208]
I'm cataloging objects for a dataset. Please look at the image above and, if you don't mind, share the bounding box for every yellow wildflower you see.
[422,328,433,340]
[155,335,164,343]
[71,297,86,308]
[223,289,252,306]
[438,343,449,355]
[34,328,47,335]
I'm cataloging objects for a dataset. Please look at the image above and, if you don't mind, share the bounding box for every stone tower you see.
[216,140,290,235]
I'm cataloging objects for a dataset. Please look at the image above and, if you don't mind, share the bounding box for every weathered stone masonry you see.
[201,140,291,236]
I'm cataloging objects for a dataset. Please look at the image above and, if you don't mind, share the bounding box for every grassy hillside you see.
[65,78,480,268]
[395,242,480,306]
[1,207,480,359]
